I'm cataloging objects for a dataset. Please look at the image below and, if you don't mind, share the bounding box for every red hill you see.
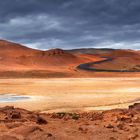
[0,40,101,72]
[0,40,139,77]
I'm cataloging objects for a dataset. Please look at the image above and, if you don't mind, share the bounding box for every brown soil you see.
[92,57,140,71]
[0,103,140,140]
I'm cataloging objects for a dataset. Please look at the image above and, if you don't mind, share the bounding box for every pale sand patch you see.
[0,78,139,112]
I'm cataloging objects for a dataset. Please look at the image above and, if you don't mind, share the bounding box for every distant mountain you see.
[0,40,100,71]
[0,39,140,77]
[67,48,115,54]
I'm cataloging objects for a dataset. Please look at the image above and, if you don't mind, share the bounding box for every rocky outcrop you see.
[0,104,140,140]
[129,103,140,111]
[45,49,65,56]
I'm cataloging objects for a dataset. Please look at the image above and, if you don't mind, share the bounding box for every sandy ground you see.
[0,78,140,112]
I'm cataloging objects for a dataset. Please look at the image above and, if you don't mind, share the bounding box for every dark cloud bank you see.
[0,0,140,50]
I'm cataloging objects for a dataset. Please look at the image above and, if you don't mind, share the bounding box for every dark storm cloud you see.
[0,0,140,49]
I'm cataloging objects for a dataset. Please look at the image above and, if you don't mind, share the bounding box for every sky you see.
[0,0,140,50]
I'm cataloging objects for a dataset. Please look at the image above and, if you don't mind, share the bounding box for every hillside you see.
[87,50,140,71]
[0,40,101,71]
[0,40,140,77]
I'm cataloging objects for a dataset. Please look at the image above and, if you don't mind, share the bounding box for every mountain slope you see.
[0,40,101,71]
[0,40,140,77]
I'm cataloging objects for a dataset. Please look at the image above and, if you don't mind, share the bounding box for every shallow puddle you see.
[0,94,31,103]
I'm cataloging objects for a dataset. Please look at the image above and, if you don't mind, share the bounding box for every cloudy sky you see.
[0,0,140,50]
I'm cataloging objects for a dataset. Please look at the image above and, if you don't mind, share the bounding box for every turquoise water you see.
[0,94,30,103]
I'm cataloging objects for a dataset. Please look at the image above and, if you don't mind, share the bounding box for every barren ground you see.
[0,78,140,140]
[0,78,140,112]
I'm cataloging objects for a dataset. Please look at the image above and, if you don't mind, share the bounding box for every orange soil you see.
[0,40,140,78]
[0,103,140,140]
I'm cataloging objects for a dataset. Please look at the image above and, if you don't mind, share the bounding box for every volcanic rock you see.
[36,115,47,125]
[129,103,140,111]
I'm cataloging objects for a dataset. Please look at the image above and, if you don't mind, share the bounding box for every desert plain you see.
[0,78,140,140]
[0,77,140,112]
